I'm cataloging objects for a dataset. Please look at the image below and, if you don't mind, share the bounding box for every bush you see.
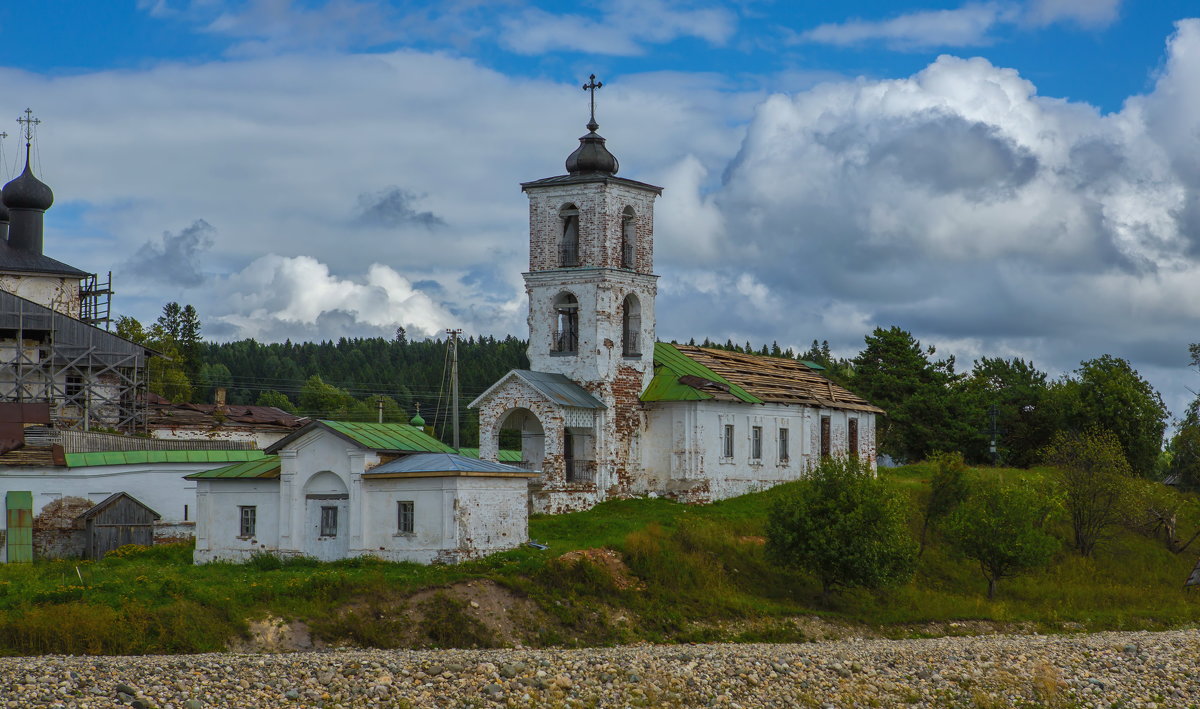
[944,478,1059,598]
[766,457,917,599]
[1043,429,1134,556]
[921,451,971,553]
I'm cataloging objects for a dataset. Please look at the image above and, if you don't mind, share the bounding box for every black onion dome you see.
[3,159,54,211]
[565,120,619,175]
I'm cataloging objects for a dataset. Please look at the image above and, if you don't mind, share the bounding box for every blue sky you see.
[2,0,1200,415]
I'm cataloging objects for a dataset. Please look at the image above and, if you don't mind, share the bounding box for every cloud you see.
[213,254,458,340]
[354,187,444,229]
[798,3,1014,50]
[653,18,1200,416]
[1024,0,1122,29]
[499,0,736,56]
[124,219,214,286]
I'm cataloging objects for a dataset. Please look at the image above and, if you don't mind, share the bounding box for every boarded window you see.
[320,506,338,537]
[751,426,763,460]
[848,418,859,459]
[397,501,414,534]
[723,423,735,458]
[239,506,256,537]
[779,428,789,462]
[820,416,831,458]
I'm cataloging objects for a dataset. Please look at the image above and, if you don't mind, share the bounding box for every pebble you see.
[0,629,1197,707]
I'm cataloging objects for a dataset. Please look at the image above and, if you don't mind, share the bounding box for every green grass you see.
[2,463,1199,655]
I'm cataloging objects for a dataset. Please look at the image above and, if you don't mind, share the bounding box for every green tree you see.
[944,478,1059,598]
[1167,422,1200,491]
[1043,429,1134,556]
[959,357,1055,467]
[256,390,296,413]
[1070,355,1167,476]
[766,457,917,599]
[851,326,968,462]
[115,314,193,403]
[920,451,971,555]
[298,375,357,418]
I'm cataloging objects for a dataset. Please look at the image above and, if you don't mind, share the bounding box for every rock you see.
[283,689,299,700]
[183,700,203,709]
[116,684,138,697]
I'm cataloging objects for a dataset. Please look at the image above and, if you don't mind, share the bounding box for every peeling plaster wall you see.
[150,427,292,449]
[642,400,877,502]
[0,274,81,318]
[526,181,657,274]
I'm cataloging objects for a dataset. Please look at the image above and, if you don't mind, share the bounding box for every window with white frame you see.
[397,501,415,534]
[723,423,735,459]
[320,506,338,537]
[778,427,790,463]
[238,506,256,537]
[751,426,763,461]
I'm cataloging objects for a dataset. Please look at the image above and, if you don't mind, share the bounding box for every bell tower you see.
[521,76,662,394]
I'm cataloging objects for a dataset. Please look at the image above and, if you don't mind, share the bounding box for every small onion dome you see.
[565,120,619,176]
[3,159,54,211]
[409,411,426,427]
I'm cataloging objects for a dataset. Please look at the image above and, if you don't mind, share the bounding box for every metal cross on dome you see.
[17,108,40,147]
[582,74,603,129]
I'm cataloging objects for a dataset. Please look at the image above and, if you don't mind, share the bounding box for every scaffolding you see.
[0,290,148,433]
[79,271,113,330]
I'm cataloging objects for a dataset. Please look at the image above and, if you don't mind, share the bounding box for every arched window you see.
[552,292,579,354]
[621,206,636,269]
[560,204,580,267]
[622,293,641,356]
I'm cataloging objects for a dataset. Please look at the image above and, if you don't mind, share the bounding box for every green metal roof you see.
[185,456,281,480]
[65,449,267,468]
[318,420,456,453]
[456,448,524,463]
[642,342,763,404]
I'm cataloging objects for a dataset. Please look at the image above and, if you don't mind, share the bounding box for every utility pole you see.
[987,404,1001,466]
[447,329,463,450]
[377,396,384,424]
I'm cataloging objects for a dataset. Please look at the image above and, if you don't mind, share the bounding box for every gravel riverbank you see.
[2,629,1197,708]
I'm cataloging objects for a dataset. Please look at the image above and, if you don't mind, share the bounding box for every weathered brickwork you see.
[525,180,657,274]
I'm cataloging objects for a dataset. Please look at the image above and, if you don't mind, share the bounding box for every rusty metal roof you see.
[147,396,305,431]
[646,343,884,414]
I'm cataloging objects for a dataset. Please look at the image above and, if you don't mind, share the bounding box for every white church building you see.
[472,90,884,514]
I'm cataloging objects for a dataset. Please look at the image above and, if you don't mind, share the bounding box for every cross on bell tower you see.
[582,74,603,130]
[16,108,40,160]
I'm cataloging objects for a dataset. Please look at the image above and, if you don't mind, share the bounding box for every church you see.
[472,82,883,514]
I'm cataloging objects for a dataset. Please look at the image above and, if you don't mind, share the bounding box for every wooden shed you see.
[76,493,160,560]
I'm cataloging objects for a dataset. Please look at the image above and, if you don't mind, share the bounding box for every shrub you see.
[1043,429,1134,556]
[921,451,971,554]
[766,457,917,599]
[943,478,1059,598]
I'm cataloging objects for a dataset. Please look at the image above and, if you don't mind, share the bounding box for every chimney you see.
[214,387,227,408]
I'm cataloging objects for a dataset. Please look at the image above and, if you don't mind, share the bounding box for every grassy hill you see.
[2,464,1199,655]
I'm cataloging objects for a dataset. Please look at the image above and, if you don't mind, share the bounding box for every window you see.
[621,206,636,269]
[560,204,580,267]
[723,424,735,459]
[848,418,859,459]
[778,428,790,463]
[184,504,189,522]
[397,501,415,534]
[320,506,338,537]
[552,293,579,354]
[65,375,83,398]
[239,506,256,538]
[820,416,831,458]
[751,426,763,460]
[621,294,641,356]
